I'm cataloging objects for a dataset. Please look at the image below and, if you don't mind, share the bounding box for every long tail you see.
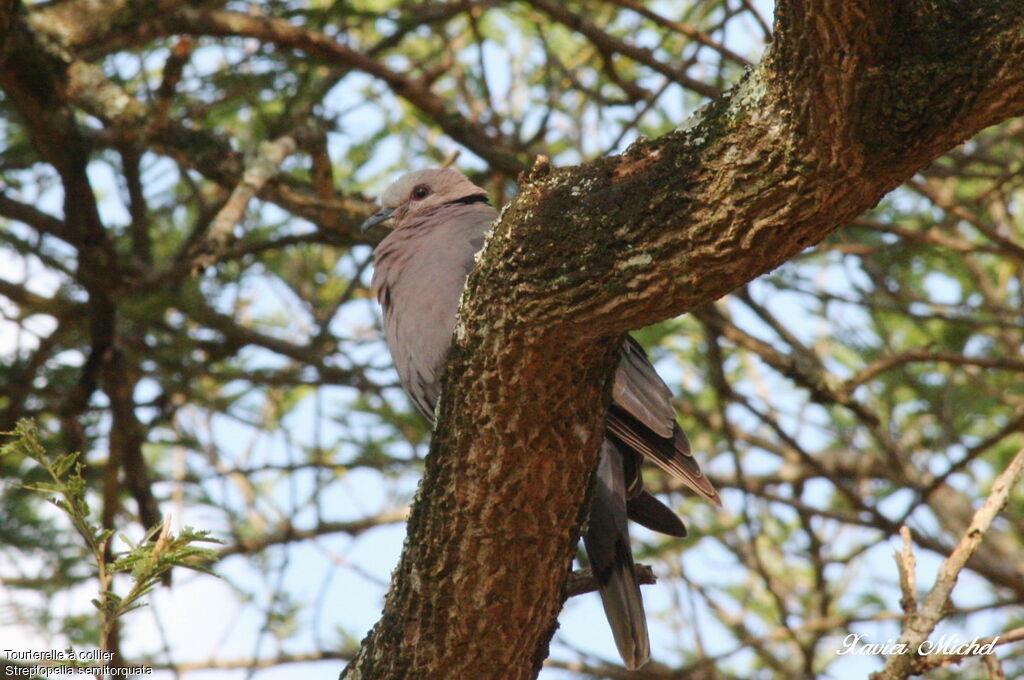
[583,440,651,670]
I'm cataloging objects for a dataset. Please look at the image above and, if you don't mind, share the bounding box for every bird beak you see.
[360,207,394,232]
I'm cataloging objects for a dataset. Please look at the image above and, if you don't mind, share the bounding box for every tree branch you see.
[873,448,1024,680]
[524,0,722,98]
[118,7,531,176]
[192,135,298,273]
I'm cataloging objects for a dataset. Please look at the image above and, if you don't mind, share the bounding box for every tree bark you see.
[343,3,1024,679]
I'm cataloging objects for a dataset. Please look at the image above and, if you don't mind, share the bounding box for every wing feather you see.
[609,337,721,506]
[612,337,675,437]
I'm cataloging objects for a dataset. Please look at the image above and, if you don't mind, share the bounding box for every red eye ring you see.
[411,185,431,200]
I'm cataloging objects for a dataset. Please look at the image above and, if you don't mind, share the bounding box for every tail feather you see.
[584,440,651,670]
[627,491,688,538]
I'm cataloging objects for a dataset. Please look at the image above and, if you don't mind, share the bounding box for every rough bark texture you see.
[343,3,1024,679]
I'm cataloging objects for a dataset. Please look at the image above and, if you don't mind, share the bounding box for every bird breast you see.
[371,214,488,417]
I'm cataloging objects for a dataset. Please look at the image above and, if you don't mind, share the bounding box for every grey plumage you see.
[364,168,719,670]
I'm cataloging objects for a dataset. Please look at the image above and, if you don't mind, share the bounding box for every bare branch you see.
[894,526,918,619]
[872,448,1024,680]
[192,135,299,273]
[524,0,722,99]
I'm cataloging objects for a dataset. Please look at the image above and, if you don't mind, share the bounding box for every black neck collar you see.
[447,194,491,206]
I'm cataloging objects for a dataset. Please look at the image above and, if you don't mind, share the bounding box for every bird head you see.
[360,168,490,232]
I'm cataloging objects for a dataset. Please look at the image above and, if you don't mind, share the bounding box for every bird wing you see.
[609,336,721,506]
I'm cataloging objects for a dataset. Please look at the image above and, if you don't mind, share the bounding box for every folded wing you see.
[609,337,721,506]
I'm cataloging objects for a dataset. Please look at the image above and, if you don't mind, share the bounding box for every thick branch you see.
[468,5,1024,338]
[0,191,73,242]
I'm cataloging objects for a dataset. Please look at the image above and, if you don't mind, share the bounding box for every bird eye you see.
[411,185,431,201]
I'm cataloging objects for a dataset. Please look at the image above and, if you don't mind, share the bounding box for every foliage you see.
[2,419,219,660]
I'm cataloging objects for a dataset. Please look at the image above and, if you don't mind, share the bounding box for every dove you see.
[362,168,720,669]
